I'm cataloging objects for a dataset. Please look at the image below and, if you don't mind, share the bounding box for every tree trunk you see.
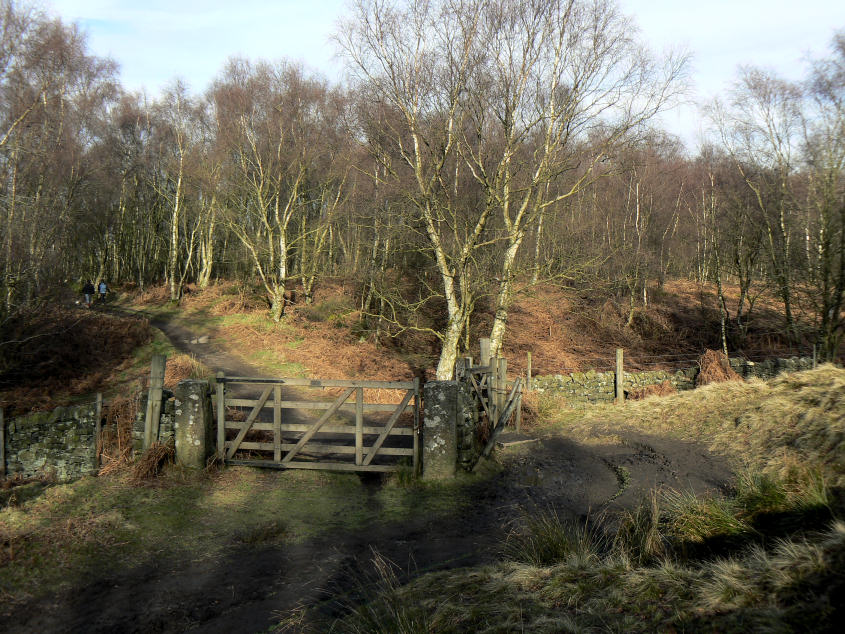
[489,237,523,358]
[168,156,183,302]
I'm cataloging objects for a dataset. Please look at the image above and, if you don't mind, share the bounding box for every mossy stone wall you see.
[532,356,814,407]
[3,404,98,481]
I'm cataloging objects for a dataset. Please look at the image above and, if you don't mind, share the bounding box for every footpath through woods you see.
[4,309,734,633]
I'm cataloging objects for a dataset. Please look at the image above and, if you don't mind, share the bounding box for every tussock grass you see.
[614,491,668,565]
[322,521,845,633]
[661,489,750,544]
[502,509,609,567]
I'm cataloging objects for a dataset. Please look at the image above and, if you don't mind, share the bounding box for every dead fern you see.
[131,440,175,481]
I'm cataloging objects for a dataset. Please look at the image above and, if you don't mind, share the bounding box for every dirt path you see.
[3,314,734,633]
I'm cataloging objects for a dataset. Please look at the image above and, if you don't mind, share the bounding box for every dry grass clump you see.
[519,390,567,430]
[131,440,175,481]
[696,349,743,386]
[163,353,208,388]
[97,394,139,476]
[628,380,677,400]
[135,285,171,304]
[209,292,267,316]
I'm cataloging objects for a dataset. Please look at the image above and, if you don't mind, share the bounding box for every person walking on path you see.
[98,280,108,303]
[82,280,95,307]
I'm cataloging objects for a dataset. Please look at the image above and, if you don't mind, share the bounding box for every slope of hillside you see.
[122,278,815,387]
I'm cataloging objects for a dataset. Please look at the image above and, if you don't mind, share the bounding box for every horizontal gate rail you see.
[216,373,420,474]
[225,459,402,473]
[219,376,416,389]
[224,398,410,413]
[225,442,413,456]
[224,422,415,435]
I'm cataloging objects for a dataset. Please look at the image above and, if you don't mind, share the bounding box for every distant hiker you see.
[98,280,108,302]
[82,280,95,307]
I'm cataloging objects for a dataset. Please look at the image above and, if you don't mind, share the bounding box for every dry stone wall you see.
[2,403,99,481]
[532,356,815,407]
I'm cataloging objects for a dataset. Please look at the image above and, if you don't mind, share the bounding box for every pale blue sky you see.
[51,0,845,148]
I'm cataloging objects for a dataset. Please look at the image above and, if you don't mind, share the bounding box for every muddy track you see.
[3,312,734,633]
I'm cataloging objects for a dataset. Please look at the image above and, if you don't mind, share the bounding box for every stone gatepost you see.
[422,381,460,480]
[173,380,213,469]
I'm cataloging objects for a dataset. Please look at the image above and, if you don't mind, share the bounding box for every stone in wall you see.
[3,403,98,481]
[455,382,481,471]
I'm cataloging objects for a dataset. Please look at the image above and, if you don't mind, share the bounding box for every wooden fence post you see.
[273,385,282,462]
[143,354,167,450]
[216,372,225,460]
[1,407,5,478]
[615,348,624,405]
[497,357,508,421]
[413,377,421,476]
[355,387,364,465]
[526,351,532,391]
[488,355,498,424]
[479,338,491,367]
[813,344,817,369]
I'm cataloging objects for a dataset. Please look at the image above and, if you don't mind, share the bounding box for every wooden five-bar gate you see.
[215,374,420,473]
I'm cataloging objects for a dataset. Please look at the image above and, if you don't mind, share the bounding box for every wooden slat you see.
[226,441,413,456]
[497,357,508,417]
[216,374,225,459]
[355,387,363,465]
[282,388,355,463]
[224,421,414,435]
[413,378,420,475]
[226,458,401,473]
[364,390,413,466]
[273,385,281,462]
[481,378,523,459]
[218,376,415,389]
[225,386,273,459]
[469,373,493,421]
[224,398,411,412]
